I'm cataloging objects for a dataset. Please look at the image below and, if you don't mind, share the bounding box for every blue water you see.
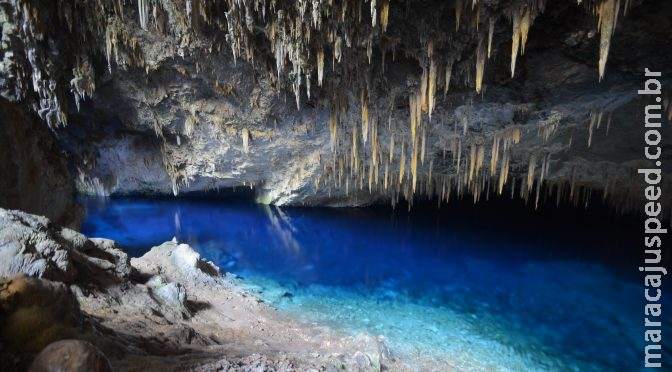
[80,196,670,371]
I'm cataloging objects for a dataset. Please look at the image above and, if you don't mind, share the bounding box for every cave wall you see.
[0,98,80,228]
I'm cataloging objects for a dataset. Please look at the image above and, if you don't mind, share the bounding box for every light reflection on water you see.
[80,196,669,371]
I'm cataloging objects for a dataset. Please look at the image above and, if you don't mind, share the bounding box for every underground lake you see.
[78,194,670,371]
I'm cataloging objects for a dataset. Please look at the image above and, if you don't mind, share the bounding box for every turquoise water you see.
[80,196,670,371]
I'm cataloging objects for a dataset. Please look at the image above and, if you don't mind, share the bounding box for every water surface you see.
[80,196,669,371]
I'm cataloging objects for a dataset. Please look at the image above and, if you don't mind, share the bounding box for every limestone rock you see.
[131,239,222,286]
[0,274,82,353]
[0,209,131,285]
[29,340,113,372]
[146,275,191,321]
[0,98,80,228]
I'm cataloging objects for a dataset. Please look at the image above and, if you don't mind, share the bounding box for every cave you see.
[0,0,671,370]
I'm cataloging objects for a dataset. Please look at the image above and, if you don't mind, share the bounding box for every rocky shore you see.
[0,208,403,371]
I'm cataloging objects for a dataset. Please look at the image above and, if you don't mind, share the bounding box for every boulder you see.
[131,238,221,286]
[0,274,82,353]
[0,208,131,285]
[29,340,112,372]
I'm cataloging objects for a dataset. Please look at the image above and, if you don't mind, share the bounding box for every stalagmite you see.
[597,0,620,81]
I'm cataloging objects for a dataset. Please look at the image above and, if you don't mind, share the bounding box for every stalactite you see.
[389,134,395,163]
[317,48,325,87]
[138,0,149,30]
[371,0,378,28]
[399,142,405,185]
[361,89,369,144]
[455,0,463,31]
[519,8,531,55]
[498,149,510,194]
[429,159,433,181]
[475,37,486,93]
[409,95,417,141]
[352,124,359,170]
[411,135,419,192]
[368,163,373,192]
[468,144,476,183]
[444,60,454,97]
[476,145,485,175]
[420,66,429,113]
[488,18,495,59]
[329,106,338,152]
[489,138,497,177]
[380,0,390,32]
[597,0,620,81]
[462,114,469,136]
[456,140,462,177]
[420,125,426,165]
[384,160,389,190]
[372,117,379,168]
[527,153,537,193]
[242,128,250,153]
[511,9,521,78]
[428,59,437,119]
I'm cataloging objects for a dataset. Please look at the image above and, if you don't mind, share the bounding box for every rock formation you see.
[0,0,670,213]
[0,99,80,227]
